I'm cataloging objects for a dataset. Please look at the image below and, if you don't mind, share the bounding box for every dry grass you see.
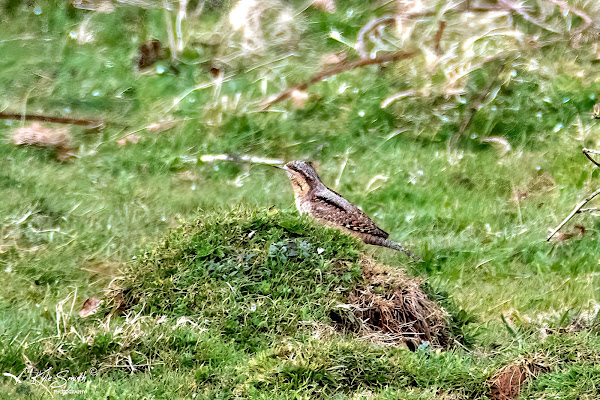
[10,122,74,161]
[489,355,550,400]
[343,257,450,350]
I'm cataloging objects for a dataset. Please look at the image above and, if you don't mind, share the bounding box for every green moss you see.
[117,208,362,348]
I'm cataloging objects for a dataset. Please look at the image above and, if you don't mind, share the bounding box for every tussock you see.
[343,257,450,350]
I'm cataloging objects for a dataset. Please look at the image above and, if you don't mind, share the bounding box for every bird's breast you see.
[295,197,312,215]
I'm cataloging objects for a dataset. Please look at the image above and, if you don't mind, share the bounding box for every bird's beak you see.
[270,164,286,170]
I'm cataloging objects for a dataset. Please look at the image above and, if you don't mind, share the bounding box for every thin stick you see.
[583,148,600,168]
[199,154,284,165]
[434,20,446,54]
[261,51,416,110]
[0,112,104,127]
[578,207,600,214]
[547,187,600,241]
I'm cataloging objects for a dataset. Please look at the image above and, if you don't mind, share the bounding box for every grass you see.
[1,0,600,398]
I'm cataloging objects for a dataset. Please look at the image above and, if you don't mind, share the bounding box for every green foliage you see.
[2,0,600,398]
[119,208,362,348]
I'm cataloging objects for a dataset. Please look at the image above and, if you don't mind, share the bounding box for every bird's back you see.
[304,185,389,240]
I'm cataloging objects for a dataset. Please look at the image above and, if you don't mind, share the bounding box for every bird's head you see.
[277,160,322,198]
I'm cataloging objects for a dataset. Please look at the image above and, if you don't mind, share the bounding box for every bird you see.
[277,160,419,260]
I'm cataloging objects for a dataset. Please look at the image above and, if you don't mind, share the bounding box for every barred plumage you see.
[279,160,419,260]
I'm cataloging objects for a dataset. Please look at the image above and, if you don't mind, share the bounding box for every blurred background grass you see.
[1,0,600,398]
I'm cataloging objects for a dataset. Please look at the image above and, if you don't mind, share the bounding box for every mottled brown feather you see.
[311,194,389,238]
[282,160,418,259]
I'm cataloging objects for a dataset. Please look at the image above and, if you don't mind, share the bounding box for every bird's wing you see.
[312,193,389,239]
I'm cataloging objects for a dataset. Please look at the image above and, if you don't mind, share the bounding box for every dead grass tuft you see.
[342,257,450,350]
[11,122,74,161]
[489,355,550,400]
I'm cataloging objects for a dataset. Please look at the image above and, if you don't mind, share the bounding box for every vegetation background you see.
[1,0,600,398]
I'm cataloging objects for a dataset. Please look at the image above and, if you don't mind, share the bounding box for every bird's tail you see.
[366,236,421,261]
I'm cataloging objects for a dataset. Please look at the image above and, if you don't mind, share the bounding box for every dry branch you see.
[0,112,104,128]
[547,187,600,241]
[199,154,284,165]
[261,51,417,110]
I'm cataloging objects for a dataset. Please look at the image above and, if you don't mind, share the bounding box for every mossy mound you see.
[108,208,449,350]
[109,208,362,348]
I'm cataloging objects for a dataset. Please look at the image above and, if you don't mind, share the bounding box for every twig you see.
[583,148,600,168]
[199,154,284,165]
[578,207,600,214]
[434,20,446,54]
[0,112,104,128]
[261,51,417,110]
[547,187,600,241]
[546,148,600,240]
[545,0,593,34]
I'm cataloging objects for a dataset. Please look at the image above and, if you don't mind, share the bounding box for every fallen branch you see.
[199,154,284,165]
[261,51,417,109]
[0,112,104,128]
